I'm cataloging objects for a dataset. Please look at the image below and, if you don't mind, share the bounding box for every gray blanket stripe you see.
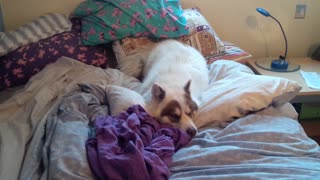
[51,13,67,31]
[16,28,32,43]
[43,15,57,34]
[0,13,72,56]
[26,23,42,40]
[33,20,47,38]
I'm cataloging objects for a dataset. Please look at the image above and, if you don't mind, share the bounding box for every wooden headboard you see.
[1,0,84,31]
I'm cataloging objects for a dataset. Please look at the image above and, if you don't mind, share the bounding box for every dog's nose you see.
[186,127,197,137]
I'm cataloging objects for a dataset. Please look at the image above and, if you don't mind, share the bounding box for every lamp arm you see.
[270,15,288,60]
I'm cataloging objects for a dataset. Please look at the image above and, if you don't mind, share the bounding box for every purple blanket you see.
[86,105,191,180]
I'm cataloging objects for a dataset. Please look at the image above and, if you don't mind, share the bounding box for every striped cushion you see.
[0,13,72,57]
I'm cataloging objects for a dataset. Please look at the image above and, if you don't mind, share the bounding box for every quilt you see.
[0,57,320,180]
[0,57,141,179]
[171,106,320,179]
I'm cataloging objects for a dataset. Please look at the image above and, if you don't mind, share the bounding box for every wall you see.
[0,0,319,58]
[181,0,320,58]
[0,0,83,30]
[0,1,4,31]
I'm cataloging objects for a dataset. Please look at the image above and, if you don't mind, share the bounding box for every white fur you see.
[139,40,209,133]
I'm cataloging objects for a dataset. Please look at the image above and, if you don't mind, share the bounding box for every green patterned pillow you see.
[72,0,189,45]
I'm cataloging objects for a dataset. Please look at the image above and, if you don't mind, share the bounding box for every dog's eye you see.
[168,114,180,123]
[186,111,194,117]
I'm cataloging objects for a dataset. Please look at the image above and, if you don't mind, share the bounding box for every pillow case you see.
[207,58,254,84]
[207,42,252,65]
[0,13,72,57]
[77,83,145,116]
[194,60,302,128]
[105,85,145,116]
[112,37,158,78]
[112,7,226,78]
[180,7,225,58]
[72,0,189,45]
[0,19,116,91]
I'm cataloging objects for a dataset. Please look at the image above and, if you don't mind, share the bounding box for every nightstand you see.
[246,57,320,103]
[247,57,320,142]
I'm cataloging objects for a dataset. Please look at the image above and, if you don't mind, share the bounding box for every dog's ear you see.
[152,83,166,101]
[184,80,191,95]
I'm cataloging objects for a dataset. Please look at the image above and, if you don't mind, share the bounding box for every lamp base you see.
[255,58,300,72]
[271,59,288,69]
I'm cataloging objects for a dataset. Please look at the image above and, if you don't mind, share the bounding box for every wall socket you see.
[295,4,306,19]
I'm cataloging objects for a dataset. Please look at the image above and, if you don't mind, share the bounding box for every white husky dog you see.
[139,40,209,137]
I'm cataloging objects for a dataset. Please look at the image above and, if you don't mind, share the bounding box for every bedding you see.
[207,41,252,64]
[171,106,320,179]
[0,57,189,179]
[0,13,72,57]
[86,105,191,180]
[1,1,320,179]
[113,39,249,79]
[0,19,116,91]
[195,60,302,128]
[1,57,320,180]
[103,85,146,115]
[0,57,141,179]
[181,7,225,57]
[112,7,227,78]
[72,0,189,45]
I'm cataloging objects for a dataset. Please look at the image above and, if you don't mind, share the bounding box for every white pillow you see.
[195,60,302,128]
[105,85,145,116]
[207,59,254,83]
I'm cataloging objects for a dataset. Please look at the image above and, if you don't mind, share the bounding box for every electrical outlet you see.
[295,4,306,19]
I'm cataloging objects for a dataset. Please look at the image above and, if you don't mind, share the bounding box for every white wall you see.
[0,0,319,58]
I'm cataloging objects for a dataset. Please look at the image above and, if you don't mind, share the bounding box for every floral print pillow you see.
[0,19,116,91]
[72,0,189,45]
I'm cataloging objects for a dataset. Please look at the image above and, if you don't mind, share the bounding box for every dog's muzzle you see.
[186,127,197,137]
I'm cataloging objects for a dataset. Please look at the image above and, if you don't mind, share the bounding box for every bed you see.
[1,1,320,180]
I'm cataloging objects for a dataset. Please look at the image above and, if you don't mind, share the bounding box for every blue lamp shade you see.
[256,8,270,17]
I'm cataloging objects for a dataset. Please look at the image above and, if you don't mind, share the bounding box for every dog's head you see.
[147,80,198,137]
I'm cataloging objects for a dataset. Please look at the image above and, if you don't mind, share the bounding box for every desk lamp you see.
[255,8,300,72]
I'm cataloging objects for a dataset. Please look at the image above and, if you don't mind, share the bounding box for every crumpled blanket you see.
[0,55,189,180]
[170,107,320,179]
[0,57,142,180]
[86,105,191,180]
[72,0,188,45]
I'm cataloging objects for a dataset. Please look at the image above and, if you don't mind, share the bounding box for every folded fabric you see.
[0,13,72,57]
[86,105,191,180]
[72,0,189,45]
